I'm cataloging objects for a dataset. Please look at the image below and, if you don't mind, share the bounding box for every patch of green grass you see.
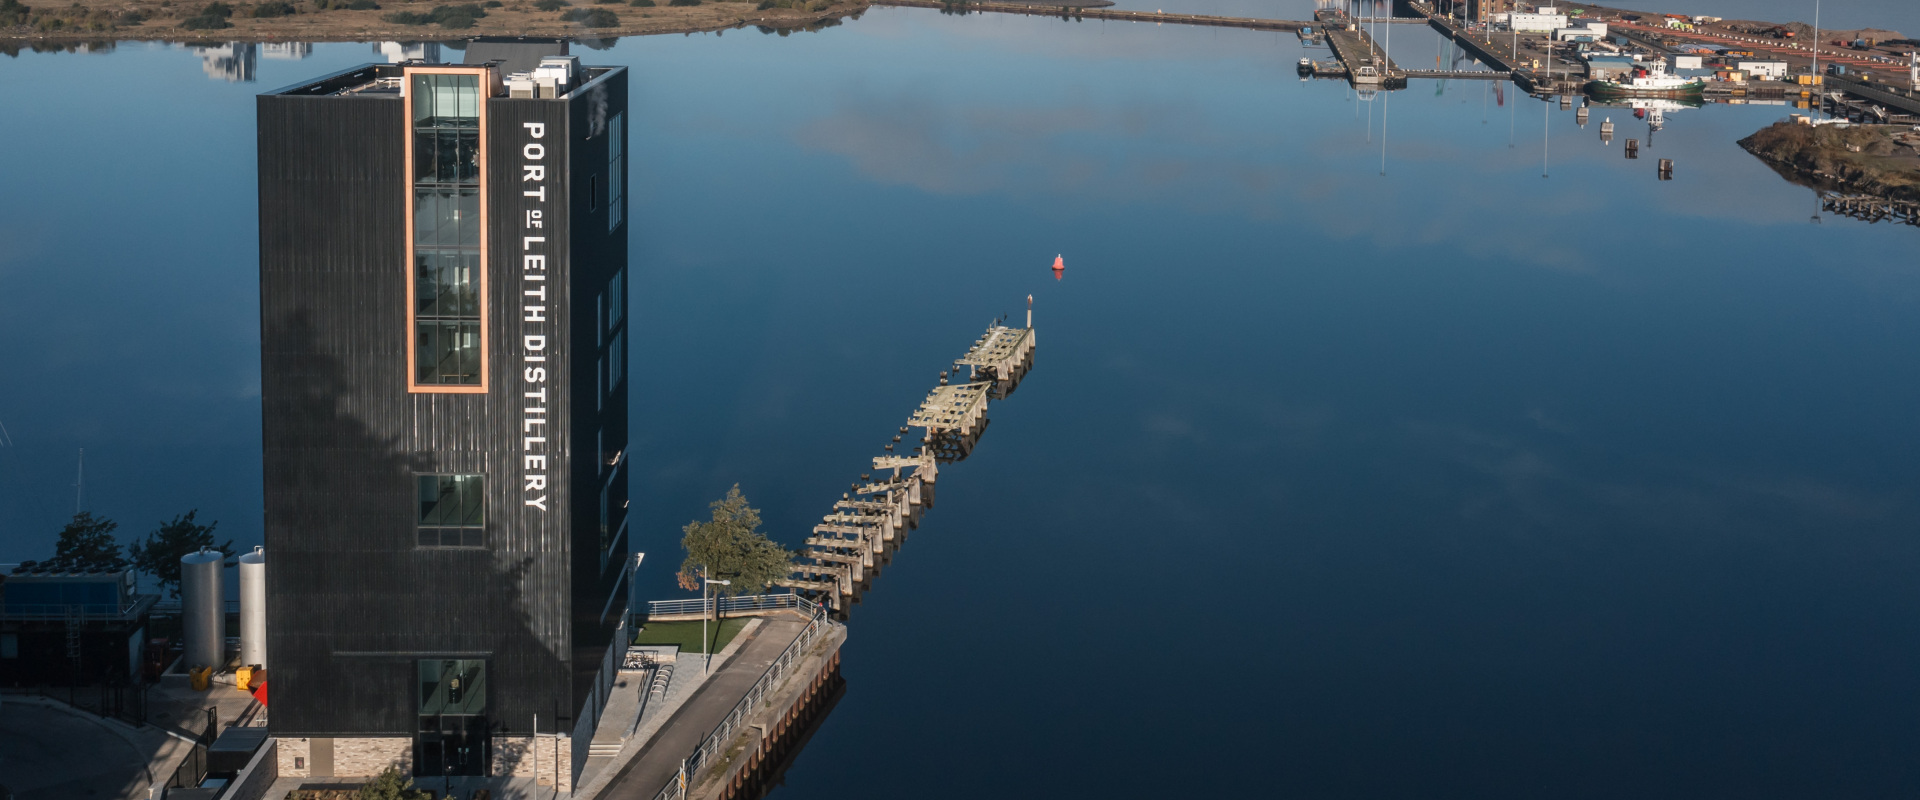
[633,618,747,654]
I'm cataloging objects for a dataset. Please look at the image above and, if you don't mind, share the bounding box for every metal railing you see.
[150,599,241,616]
[0,599,151,620]
[651,607,835,800]
[644,592,819,618]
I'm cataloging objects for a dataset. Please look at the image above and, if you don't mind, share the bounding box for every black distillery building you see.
[257,43,630,788]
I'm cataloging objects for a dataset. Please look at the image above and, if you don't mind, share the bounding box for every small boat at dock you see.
[1586,60,1705,99]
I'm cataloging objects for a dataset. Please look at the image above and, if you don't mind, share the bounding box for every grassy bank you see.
[633,618,748,654]
[0,0,867,45]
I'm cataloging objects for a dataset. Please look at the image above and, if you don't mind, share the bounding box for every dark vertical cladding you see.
[258,63,629,757]
[557,67,630,718]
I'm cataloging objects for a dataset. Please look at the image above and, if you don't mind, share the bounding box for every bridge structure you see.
[870,0,1309,31]
[875,0,1535,90]
[1407,0,1586,95]
[1402,69,1511,80]
[1825,75,1920,119]
[1317,8,1407,88]
[777,313,1037,615]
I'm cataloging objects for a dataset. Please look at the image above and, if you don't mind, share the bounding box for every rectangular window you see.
[609,328,623,391]
[406,69,488,392]
[417,474,485,548]
[599,477,612,554]
[0,633,16,659]
[418,658,487,716]
[607,268,624,331]
[608,112,624,231]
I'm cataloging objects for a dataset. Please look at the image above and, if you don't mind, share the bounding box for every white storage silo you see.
[180,548,226,673]
[238,547,267,668]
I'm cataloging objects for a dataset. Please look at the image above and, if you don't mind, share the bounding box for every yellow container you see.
[190,665,213,692]
[235,665,254,691]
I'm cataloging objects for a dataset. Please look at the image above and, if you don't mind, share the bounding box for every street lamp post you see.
[703,576,731,674]
[626,552,646,632]
[1811,0,1822,118]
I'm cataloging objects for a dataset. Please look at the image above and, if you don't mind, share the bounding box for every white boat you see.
[1587,60,1705,98]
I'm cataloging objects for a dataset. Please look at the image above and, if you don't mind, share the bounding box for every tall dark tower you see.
[256,43,629,790]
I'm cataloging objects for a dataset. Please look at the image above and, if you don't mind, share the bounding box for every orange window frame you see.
[403,66,491,394]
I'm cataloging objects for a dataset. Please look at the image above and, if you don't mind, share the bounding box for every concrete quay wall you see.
[687,628,848,800]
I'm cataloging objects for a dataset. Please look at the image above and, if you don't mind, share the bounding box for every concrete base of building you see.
[275,735,410,779]
[273,733,573,791]
[494,733,575,792]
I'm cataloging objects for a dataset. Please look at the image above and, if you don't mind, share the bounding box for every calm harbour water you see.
[5,5,1920,797]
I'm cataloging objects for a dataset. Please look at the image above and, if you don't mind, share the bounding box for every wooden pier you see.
[870,0,1308,31]
[1821,192,1920,226]
[777,312,1038,615]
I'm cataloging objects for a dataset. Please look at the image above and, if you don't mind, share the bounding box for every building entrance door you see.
[415,659,490,777]
[417,714,490,777]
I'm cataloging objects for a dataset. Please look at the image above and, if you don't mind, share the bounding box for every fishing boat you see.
[1585,60,1705,99]
[1298,57,1315,75]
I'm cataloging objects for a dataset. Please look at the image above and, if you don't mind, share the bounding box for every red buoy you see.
[1051,254,1065,272]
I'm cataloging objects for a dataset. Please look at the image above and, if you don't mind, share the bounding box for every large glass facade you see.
[417,474,484,548]
[410,73,484,387]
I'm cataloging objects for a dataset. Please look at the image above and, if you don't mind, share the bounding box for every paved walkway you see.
[594,617,808,800]
[0,695,184,800]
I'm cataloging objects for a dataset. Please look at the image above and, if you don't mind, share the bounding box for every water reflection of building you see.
[262,42,313,60]
[194,42,256,82]
[375,41,442,63]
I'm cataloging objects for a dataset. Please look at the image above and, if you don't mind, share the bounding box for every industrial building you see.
[1509,11,1569,33]
[256,39,630,789]
[1437,0,1513,25]
[0,567,157,686]
[1737,59,1790,80]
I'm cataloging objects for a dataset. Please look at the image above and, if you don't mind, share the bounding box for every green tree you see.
[356,766,430,800]
[131,510,233,598]
[676,485,792,597]
[32,511,127,572]
[0,0,32,27]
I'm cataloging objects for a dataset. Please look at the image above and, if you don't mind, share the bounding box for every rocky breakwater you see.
[1739,120,1920,202]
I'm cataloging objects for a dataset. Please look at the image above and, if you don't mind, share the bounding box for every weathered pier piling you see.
[1821,192,1920,226]
[777,312,1038,616]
